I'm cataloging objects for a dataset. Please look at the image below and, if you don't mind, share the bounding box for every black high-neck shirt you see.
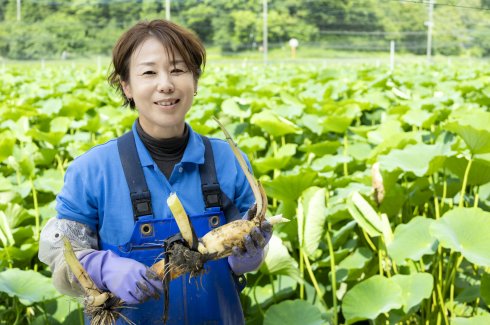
[135,119,190,179]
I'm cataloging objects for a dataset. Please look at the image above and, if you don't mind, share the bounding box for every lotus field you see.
[1,61,490,324]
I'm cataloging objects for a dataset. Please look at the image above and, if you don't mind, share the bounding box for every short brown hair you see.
[108,19,206,109]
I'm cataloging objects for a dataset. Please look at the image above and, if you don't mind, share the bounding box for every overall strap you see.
[199,136,241,222]
[117,131,153,221]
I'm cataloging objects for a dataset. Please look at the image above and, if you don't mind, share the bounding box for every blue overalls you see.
[98,131,247,325]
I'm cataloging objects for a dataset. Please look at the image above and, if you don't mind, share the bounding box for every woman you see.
[39,19,271,325]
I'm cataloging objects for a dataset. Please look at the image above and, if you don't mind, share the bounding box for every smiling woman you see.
[120,37,197,139]
[37,19,272,325]
[108,20,204,139]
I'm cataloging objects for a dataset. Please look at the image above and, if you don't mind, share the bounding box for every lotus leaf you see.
[379,142,453,177]
[0,268,60,305]
[445,109,490,154]
[262,170,317,202]
[263,299,323,325]
[342,275,403,324]
[430,207,490,267]
[251,110,302,137]
[388,217,437,264]
[260,235,300,282]
[297,187,327,257]
[391,273,433,313]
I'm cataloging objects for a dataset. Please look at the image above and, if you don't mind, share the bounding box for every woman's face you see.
[121,37,196,139]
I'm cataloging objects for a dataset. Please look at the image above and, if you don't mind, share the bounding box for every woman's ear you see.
[121,80,132,99]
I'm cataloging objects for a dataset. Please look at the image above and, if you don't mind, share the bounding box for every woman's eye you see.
[143,71,155,75]
[171,68,185,74]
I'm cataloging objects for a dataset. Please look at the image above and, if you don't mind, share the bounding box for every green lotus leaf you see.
[253,143,297,174]
[445,155,490,186]
[0,268,60,305]
[402,109,438,128]
[342,275,403,324]
[311,155,352,172]
[452,315,490,325]
[320,101,361,134]
[251,110,302,137]
[262,170,317,202]
[260,235,300,282]
[379,142,453,177]
[280,92,305,110]
[359,89,391,110]
[0,131,15,162]
[326,202,352,224]
[481,273,490,307]
[60,94,94,119]
[236,135,267,154]
[388,217,437,264]
[221,98,251,119]
[27,128,66,146]
[50,116,72,133]
[368,131,420,161]
[347,191,384,238]
[3,203,35,229]
[2,116,31,142]
[444,109,490,154]
[367,120,404,145]
[391,273,433,313]
[33,169,64,194]
[336,247,373,282]
[40,296,84,325]
[274,104,304,120]
[34,148,58,167]
[322,115,354,134]
[38,98,63,116]
[456,284,480,304]
[245,276,297,314]
[264,300,323,325]
[331,220,356,248]
[0,175,13,191]
[347,142,372,161]
[299,139,341,157]
[300,114,324,135]
[297,187,327,257]
[430,207,490,267]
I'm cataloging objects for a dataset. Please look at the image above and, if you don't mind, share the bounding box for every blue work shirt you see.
[56,121,255,247]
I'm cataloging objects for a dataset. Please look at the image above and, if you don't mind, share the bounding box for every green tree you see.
[140,0,164,21]
[178,4,216,43]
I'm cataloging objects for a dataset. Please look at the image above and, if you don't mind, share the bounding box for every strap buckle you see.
[202,183,222,207]
[130,191,153,217]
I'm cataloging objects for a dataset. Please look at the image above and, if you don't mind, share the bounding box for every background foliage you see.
[0,59,489,324]
[1,0,490,59]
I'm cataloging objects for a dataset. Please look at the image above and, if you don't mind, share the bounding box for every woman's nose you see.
[157,74,174,93]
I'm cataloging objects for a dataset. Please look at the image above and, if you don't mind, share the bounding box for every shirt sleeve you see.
[38,218,98,296]
[56,157,100,230]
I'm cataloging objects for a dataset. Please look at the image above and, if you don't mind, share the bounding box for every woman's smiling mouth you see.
[154,99,180,107]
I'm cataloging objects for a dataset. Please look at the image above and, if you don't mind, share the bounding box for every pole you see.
[16,0,21,21]
[165,0,170,21]
[390,40,395,72]
[426,0,434,63]
[263,0,268,65]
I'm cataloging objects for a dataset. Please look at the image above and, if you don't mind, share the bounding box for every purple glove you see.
[228,220,272,275]
[79,250,163,304]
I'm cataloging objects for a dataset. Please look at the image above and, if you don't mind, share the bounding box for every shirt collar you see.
[131,121,204,167]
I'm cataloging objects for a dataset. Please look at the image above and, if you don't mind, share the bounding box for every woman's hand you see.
[227,221,272,275]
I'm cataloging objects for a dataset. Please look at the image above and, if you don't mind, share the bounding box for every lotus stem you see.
[325,223,338,325]
[458,158,473,208]
[302,250,327,308]
[30,177,40,241]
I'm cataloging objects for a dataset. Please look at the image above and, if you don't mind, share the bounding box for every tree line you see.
[0,0,489,60]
